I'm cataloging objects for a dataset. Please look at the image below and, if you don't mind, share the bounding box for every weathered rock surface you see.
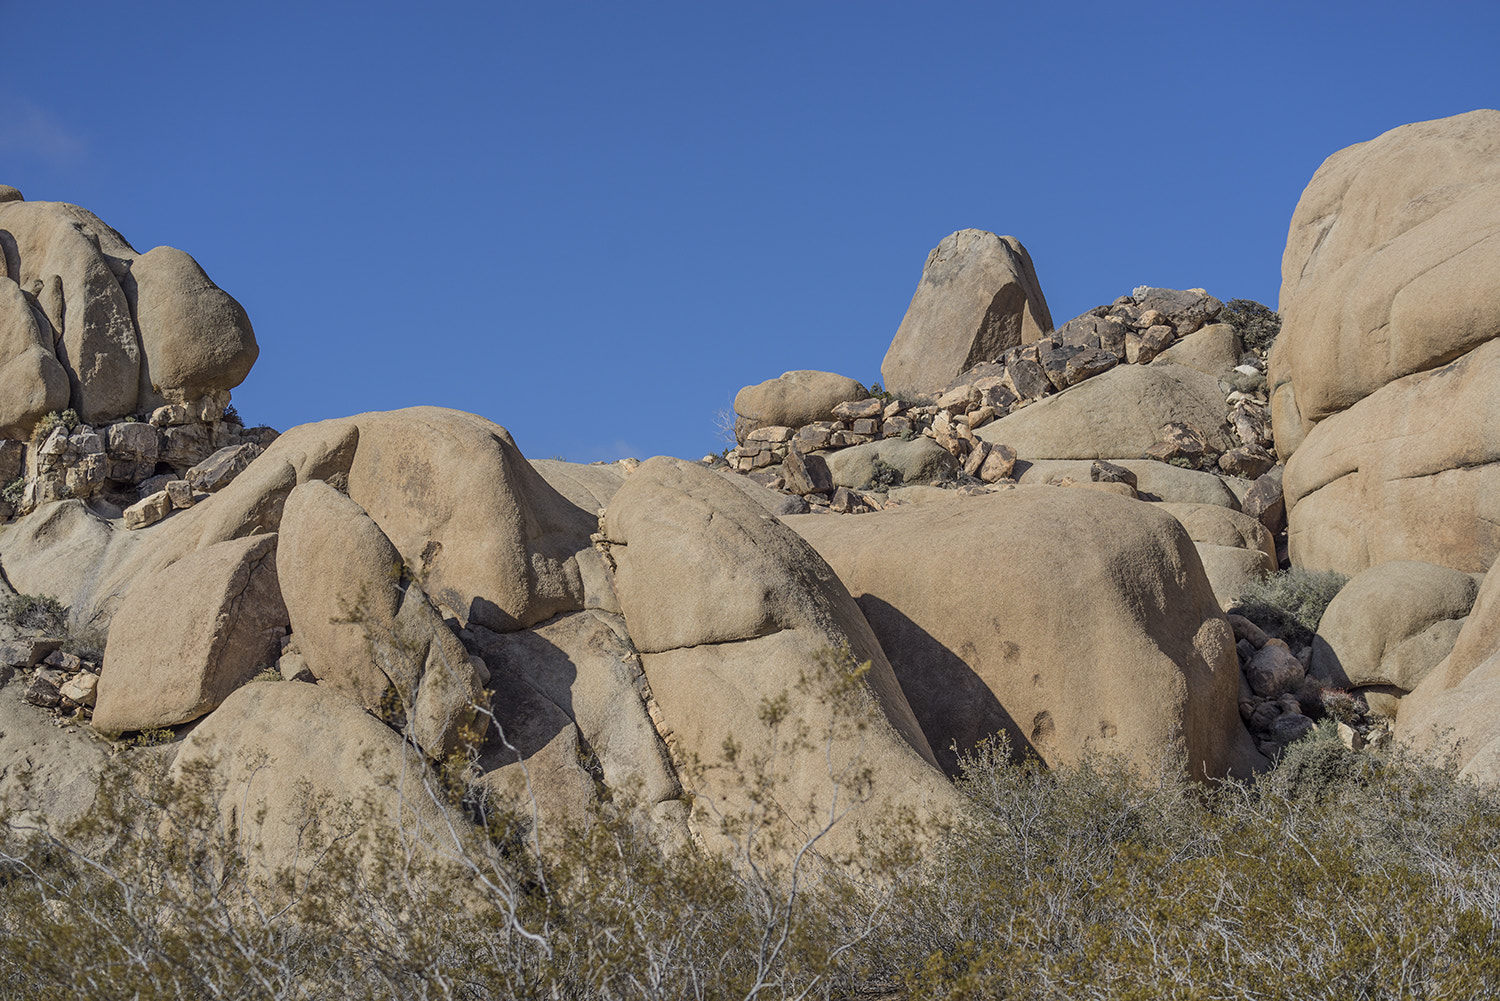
[466,609,689,843]
[882,230,1053,395]
[976,363,1233,460]
[277,480,487,758]
[1273,110,1500,445]
[1397,563,1500,785]
[169,681,490,894]
[92,534,287,732]
[733,371,868,441]
[1150,322,1243,379]
[822,437,960,491]
[1283,337,1500,574]
[1311,561,1477,694]
[601,457,961,855]
[0,278,70,439]
[0,197,257,425]
[787,487,1264,780]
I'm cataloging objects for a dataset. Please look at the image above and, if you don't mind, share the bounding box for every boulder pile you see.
[2,108,1499,895]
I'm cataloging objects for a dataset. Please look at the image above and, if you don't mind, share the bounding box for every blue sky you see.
[3,1,1495,462]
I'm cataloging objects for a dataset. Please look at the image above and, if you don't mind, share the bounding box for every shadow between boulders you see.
[855,595,1037,777]
[467,626,576,768]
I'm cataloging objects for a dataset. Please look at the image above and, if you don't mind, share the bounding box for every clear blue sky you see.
[3,1,1495,462]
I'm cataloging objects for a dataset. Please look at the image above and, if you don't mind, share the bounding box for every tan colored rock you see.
[466,610,688,843]
[1395,566,1500,782]
[277,480,487,758]
[131,245,258,411]
[1155,503,1275,564]
[1284,337,1500,574]
[1151,323,1243,378]
[1015,459,1241,509]
[882,230,1053,395]
[733,371,868,440]
[823,437,960,491]
[168,681,491,897]
[0,278,70,439]
[0,200,140,422]
[787,487,1263,779]
[92,534,286,732]
[343,409,602,632]
[1275,110,1500,443]
[1311,561,1476,693]
[1194,544,1275,611]
[122,490,172,529]
[185,442,263,493]
[976,362,1233,460]
[528,458,624,512]
[601,457,960,858]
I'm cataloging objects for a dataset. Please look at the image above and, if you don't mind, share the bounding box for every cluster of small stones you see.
[0,389,278,529]
[1227,613,1391,758]
[0,638,100,725]
[719,287,1282,519]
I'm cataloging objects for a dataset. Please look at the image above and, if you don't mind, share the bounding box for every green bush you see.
[867,455,903,491]
[28,409,80,445]
[1,477,24,507]
[4,593,68,634]
[1220,298,1282,355]
[1230,566,1349,647]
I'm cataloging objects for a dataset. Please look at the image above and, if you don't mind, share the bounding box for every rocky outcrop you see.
[168,681,492,896]
[1274,111,1500,575]
[881,229,1053,395]
[92,534,287,733]
[975,362,1234,460]
[787,488,1264,780]
[1396,565,1500,784]
[277,480,487,759]
[0,192,257,428]
[600,457,961,856]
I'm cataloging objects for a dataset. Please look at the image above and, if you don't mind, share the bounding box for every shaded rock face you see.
[0,194,257,429]
[1271,112,1500,575]
[881,229,1053,396]
[787,488,1264,781]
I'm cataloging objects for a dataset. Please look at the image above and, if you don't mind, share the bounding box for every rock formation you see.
[5,109,1500,907]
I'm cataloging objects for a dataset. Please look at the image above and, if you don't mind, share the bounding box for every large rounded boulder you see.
[600,457,961,858]
[787,487,1264,780]
[1271,111,1500,575]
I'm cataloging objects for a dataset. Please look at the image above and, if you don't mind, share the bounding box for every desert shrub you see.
[867,455,903,491]
[4,660,1500,998]
[1220,298,1282,354]
[1230,566,1349,647]
[4,593,67,634]
[28,409,80,445]
[887,734,1500,1000]
[1223,368,1267,395]
[1,477,23,507]
[221,403,243,426]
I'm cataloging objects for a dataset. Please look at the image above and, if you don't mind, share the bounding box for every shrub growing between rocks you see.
[1220,298,1282,354]
[1230,566,1349,648]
